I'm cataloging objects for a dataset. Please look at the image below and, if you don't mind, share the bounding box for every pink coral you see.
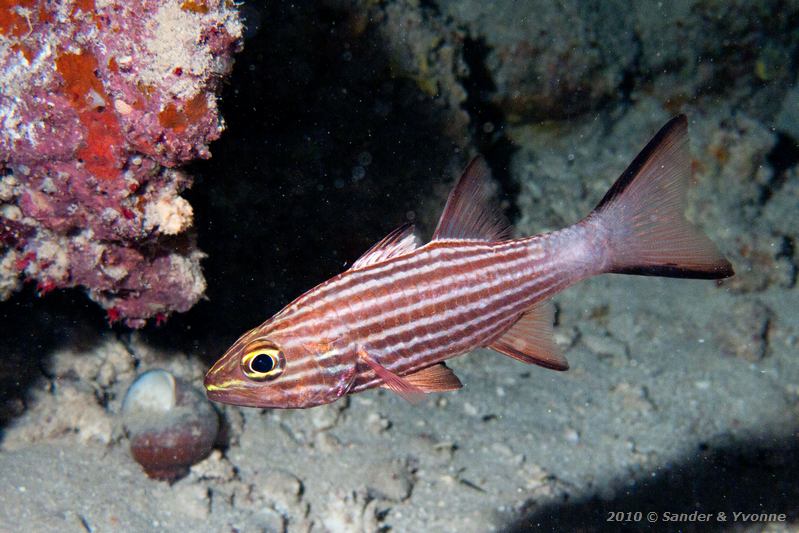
[0,0,242,327]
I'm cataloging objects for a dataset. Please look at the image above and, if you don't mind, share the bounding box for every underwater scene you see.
[1,1,798,531]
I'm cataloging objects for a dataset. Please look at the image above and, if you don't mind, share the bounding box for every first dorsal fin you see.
[432,156,512,242]
[487,300,569,371]
[351,223,419,270]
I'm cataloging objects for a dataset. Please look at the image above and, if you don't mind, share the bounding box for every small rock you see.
[249,507,286,533]
[314,431,341,453]
[563,428,580,445]
[51,337,136,389]
[311,401,346,431]
[1,381,113,450]
[190,450,236,482]
[491,442,513,457]
[554,326,579,349]
[521,463,551,492]
[363,499,392,533]
[171,482,210,520]
[258,470,303,512]
[367,411,392,434]
[367,461,413,502]
[582,332,629,362]
[715,300,772,361]
[321,491,372,533]
[610,382,654,412]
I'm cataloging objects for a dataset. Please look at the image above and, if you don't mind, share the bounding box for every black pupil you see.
[251,353,275,373]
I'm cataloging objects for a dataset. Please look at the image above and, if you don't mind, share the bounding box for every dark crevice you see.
[777,235,795,261]
[461,36,520,223]
[417,0,441,16]
[0,286,106,429]
[776,235,797,288]
[761,132,799,204]
[617,33,644,107]
[618,68,637,106]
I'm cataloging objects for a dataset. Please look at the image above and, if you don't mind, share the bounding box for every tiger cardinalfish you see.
[205,115,733,408]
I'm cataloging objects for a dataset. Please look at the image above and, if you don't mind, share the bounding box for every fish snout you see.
[203,370,216,392]
[203,349,241,393]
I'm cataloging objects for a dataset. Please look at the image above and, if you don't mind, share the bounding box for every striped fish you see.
[204,115,733,408]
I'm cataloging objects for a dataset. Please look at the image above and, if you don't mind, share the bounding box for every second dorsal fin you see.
[432,156,512,242]
[351,223,419,269]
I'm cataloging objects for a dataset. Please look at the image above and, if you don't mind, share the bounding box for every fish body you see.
[323,235,583,393]
[205,116,733,409]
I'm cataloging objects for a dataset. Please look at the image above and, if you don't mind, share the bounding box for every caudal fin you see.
[590,115,733,279]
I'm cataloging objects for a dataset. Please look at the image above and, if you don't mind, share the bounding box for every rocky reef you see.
[0,0,242,327]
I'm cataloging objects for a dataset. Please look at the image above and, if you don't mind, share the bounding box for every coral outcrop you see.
[0,0,242,327]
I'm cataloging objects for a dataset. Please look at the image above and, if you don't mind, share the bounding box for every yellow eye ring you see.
[241,343,285,381]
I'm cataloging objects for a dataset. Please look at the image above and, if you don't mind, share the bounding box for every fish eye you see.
[241,342,285,381]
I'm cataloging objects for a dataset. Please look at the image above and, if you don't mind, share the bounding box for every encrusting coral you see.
[0,0,242,326]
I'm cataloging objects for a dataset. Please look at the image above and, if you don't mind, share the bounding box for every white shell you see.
[121,369,177,415]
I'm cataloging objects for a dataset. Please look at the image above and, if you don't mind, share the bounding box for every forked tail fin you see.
[589,115,733,279]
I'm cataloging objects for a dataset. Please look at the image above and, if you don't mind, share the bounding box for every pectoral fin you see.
[358,347,425,404]
[488,300,569,371]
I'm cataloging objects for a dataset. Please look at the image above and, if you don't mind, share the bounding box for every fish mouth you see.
[204,382,265,408]
[203,375,234,402]
[203,368,247,403]
[203,373,330,409]
[203,372,285,408]
[204,386,225,403]
[203,373,225,395]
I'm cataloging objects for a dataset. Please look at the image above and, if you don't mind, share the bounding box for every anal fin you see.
[403,363,462,392]
[487,300,569,371]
